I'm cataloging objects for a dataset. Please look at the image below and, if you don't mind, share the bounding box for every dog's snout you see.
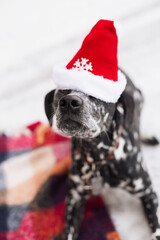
[59,95,83,111]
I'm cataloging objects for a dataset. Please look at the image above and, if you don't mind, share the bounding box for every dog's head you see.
[44,89,116,138]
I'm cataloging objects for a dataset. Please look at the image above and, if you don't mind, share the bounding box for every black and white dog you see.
[45,69,160,240]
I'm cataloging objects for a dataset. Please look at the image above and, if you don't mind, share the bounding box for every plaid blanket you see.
[0,122,120,240]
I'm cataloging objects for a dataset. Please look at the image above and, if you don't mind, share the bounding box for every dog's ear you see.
[119,91,135,129]
[44,90,55,127]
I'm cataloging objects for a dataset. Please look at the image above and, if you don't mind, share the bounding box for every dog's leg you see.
[64,192,86,240]
[123,164,160,240]
[140,189,160,240]
[63,170,89,240]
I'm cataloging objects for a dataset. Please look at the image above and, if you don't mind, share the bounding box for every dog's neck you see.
[73,103,124,164]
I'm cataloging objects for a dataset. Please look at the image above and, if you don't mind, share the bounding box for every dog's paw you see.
[151,228,160,240]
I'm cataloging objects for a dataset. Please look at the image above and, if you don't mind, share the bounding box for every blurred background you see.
[0,0,160,133]
[0,0,160,238]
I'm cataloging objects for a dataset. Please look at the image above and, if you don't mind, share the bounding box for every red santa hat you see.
[53,19,126,103]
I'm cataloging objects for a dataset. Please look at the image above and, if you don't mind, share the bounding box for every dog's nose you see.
[59,95,83,111]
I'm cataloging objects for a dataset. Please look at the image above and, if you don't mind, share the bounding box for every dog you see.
[44,68,160,240]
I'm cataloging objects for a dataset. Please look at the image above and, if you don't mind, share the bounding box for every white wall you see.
[0,0,160,132]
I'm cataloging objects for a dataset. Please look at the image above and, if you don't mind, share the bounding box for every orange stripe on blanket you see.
[106,231,122,240]
[51,156,72,175]
[34,124,52,145]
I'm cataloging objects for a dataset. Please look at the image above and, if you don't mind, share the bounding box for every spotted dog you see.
[45,70,160,240]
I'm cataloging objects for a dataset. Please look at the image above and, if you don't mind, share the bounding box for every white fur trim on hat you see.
[53,65,127,103]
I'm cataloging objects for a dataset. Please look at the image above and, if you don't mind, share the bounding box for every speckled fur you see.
[45,70,160,240]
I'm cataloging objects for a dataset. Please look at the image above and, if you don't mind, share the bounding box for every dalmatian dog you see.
[45,69,160,240]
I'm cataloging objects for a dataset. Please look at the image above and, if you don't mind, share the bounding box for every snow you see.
[0,0,160,239]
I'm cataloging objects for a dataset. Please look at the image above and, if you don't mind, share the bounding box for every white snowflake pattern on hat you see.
[73,58,93,72]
